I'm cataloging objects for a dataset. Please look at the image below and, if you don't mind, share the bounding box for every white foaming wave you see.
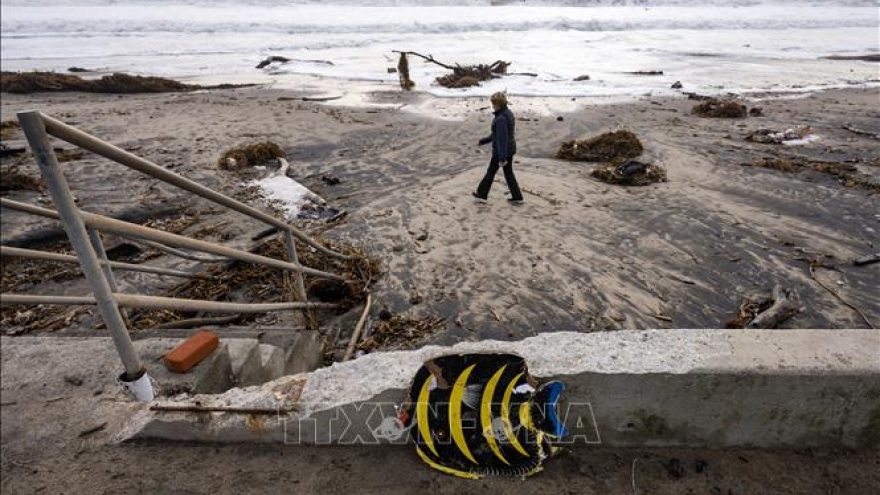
[3,14,877,38]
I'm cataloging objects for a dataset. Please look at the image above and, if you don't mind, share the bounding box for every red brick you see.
[164,330,219,373]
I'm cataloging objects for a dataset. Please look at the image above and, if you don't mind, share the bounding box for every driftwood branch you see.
[392,50,457,70]
[397,52,415,90]
[746,285,800,329]
[392,50,511,88]
[343,292,372,361]
[256,56,334,69]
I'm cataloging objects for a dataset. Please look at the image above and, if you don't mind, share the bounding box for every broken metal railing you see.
[0,110,351,400]
[0,245,213,281]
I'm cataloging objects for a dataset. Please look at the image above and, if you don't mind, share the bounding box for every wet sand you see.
[1,86,878,342]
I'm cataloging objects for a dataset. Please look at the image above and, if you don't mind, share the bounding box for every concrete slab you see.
[260,344,287,384]
[136,339,234,395]
[257,330,324,375]
[283,331,323,375]
[121,329,880,449]
[225,339,260,385]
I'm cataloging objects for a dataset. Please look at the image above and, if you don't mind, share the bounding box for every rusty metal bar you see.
[149,405,297,415]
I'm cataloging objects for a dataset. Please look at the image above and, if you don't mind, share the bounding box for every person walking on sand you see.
[472,92,524,204]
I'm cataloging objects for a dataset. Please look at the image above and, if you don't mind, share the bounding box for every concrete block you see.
[225,339,260,385]
[284,331,323,375]
[257,344,286,383]
[258,330,324,375]
[136,339,233,396]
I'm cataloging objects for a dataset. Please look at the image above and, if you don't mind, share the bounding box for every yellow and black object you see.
[399,353,567,479]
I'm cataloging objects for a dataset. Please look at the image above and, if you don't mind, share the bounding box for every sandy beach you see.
[2,85,879,342]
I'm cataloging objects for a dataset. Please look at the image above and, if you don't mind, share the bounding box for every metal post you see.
[88,228,120,291]
[18,111,145,382]
[284,229,317,330]
[87,228,131,327]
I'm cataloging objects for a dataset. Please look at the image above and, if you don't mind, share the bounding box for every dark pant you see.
[476,154,523,201]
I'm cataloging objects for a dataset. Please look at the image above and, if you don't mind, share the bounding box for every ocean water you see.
[1,0,878,106]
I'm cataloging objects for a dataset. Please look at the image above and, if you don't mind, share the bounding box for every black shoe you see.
[472,192,487,204]
[508,198,524,205]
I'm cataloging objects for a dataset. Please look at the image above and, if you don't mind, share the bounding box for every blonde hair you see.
[490,91,508,107]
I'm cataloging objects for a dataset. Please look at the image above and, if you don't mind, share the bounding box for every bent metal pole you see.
[17,110,145,382]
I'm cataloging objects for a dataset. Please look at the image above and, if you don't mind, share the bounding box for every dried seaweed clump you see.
[692,98,747,118]
[1,71,91,93]
[0,306,91,336]
[0,238,91,335]
[88,73,190,93]
[1,71,193,94]
[1,120,20,140]
[218,141,285,170]
[435,60,510,89]
[130,236,382,329]
[0,162,44,193]
[357,313,445,352]
[591,160,667,186]
[556,130,644,162]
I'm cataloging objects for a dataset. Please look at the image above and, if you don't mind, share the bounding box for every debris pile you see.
[131,236,381,329]
[1,71,193,94]
[218,141,285,170]
[356,313,445,352]
[591,159,667,186]
[725,285,800,329]
[1,120,20,140]
[692,98,748,118]
[392,51,510,89]
[0,162,44,193]
[435,60,509,89]
[555,130,644,162]
[746,126,817,145]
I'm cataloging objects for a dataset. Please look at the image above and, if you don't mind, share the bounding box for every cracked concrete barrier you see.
[120,329,880,449]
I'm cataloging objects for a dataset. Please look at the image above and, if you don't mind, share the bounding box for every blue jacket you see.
[479,106,516,160]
